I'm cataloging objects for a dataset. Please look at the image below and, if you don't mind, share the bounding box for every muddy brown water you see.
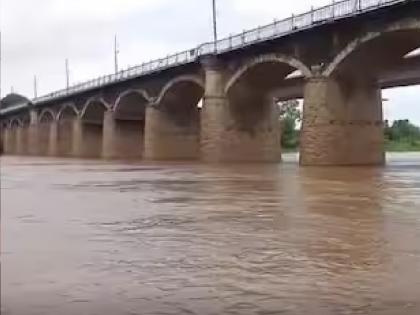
[1,153,420,315]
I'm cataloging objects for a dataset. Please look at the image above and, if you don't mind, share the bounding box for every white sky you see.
[1,0,419,124]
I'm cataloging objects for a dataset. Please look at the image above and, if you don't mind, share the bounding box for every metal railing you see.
[1,0,409,114]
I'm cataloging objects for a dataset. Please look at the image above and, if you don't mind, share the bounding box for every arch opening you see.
[56,105,78,157]
[38,110,56,156]
[12,114,30,155]
[327,27,420,83]
[223,57,309,162]
[79,100,107,158]
[158,80,203,127]
[146,78,204,160]
[226,58,306,133]
[109,91,150,159]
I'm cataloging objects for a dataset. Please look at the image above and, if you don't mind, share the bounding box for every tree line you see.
[279,100,420,152]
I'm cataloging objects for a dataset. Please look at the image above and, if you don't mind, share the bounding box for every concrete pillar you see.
[3,128,13,154]
[200,59,229,162]
[102,111,116,159]
[16,127,28,155]
[102,111,143,160]
[300,76,384,166]
[56,119,75,157]
[26,110,40,156]
[48,121,58,156]
[200,58,281,162]
[72,118,103,158]
[144,106,199,160]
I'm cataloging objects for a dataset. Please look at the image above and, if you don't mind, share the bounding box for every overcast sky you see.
[1,0,419,124]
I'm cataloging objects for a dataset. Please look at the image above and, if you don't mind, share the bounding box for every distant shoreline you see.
[282,147,420,153]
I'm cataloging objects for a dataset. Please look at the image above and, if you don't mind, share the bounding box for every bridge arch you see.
[225,54,312,94]
[114,89,151,112]
[54,104,78,157]
[80,97,109,121]
[144,75,204,160]
[324,18,420,77]
[39,109,56,123]
[102,89,152,159]
[9,117,22,129]
[155,75,204,107]
[0,120,9,130]
[57,103,78,121]
[37,109,56,155]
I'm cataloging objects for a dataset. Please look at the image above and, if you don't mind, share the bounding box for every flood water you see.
[1,153,420,315]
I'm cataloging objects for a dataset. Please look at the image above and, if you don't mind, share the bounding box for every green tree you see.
[384,119,420,151]
[278,100,301,149]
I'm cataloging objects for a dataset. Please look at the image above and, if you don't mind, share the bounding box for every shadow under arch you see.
[37,109,56,156]
[55,103,78,157]
[10,114,30,155]
[324,19,420,78]
[77,98,108,158]
[222,54,312,162]
[3,118,21,154]
[106,89,151,159]
[145,75,204,160]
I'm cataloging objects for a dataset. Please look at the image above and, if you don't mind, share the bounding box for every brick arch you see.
[324,18,420,77]
[113,89,151,112]
[155,75,205,106]
[225,53,312,93]
[80,97,110,119]
[39,108,56,123]
[9,117,23,128]
[1,120,10,129]
[57,103,78,120]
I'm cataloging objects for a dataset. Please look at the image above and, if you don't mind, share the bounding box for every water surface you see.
[1,153,420,315]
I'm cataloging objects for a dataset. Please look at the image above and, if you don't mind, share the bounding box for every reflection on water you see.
[1,153,420,315]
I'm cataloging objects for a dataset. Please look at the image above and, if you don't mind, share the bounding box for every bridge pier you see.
[54,119,76,157]
[35,122,53,156]
[102,111,143,159]
[3,128,14,154]
[26,110,39,156]
[72,118,103,158]
[15,127,29,155]
[300,76,385,166]
[201,58,281,163]
[144,106,200,160]
[48,121,58,156]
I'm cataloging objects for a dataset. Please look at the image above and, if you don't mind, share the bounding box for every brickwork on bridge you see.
[300,77,385,166]
[102,111,144,159]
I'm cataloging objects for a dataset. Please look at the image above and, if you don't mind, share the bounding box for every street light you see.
[114,34,119,74]
[212,0,218,43]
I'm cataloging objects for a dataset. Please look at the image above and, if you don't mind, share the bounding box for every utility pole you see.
[114,34,119,74]
[33,75,38,98]
[212,0,218,43]
[65,58,70,89]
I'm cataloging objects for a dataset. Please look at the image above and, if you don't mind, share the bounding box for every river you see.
[1,153,420,315]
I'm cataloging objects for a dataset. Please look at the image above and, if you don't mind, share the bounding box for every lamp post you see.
[65,58,70,90]
[212,0,218,42]
[114,34,119,74]
[212,0,219,54]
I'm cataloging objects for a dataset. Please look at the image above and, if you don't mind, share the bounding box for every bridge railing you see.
[1,0,408,112]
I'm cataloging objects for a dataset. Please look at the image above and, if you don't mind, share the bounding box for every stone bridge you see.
[1,0,420,165]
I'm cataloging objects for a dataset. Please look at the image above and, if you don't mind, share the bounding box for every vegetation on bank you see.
[279,101,420,152]
[279,100,301,151]
[384,119,420,152]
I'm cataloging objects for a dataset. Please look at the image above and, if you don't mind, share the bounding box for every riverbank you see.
[282,143,420,153]
[385,140,420,152]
